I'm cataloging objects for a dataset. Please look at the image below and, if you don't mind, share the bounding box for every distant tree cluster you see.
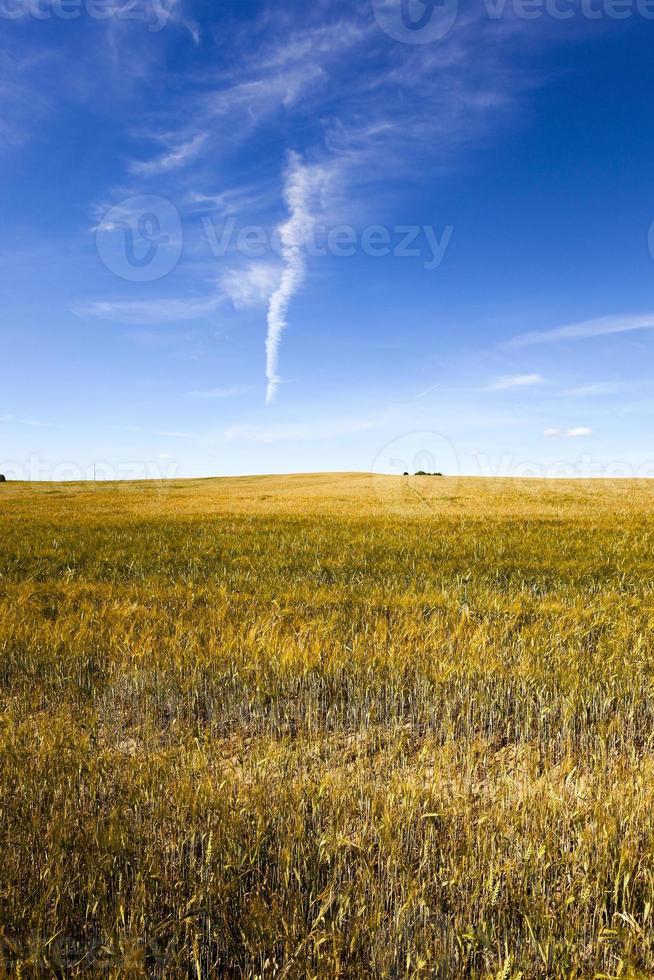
[403,471,444,477]
[0,475,5,483]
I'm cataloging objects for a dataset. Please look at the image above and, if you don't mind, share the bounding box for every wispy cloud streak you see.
[487,373,545,390]
[129,133,207,176]
[183,385,251,401]
[0,413,49,427]
[75,294,223,324]
[265,152,314,405]
[509,314,654,347]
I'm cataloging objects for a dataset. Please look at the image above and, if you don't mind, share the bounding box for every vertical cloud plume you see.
[265,152,314,405]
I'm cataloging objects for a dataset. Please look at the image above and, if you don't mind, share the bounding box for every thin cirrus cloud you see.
[567,382,624,396]
[544,427,593,438]
[97,10,535,404]
[1,413,49,427]
[76,295,224,324]
[129,133,208,177]
[183,385,252,401]
[509,314,654,348]
[486,373,545,391]
[72,9,582,410]
[254,17,537,402]
[0,47,50,150]
[221,262,281,311]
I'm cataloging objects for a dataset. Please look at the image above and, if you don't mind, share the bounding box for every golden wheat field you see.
[1,473,654,977]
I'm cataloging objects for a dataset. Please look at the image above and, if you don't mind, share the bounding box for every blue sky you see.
[2,0,654,479]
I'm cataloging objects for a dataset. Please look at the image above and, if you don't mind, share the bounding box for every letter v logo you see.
[373,0,459,44]
[401,0,441,30]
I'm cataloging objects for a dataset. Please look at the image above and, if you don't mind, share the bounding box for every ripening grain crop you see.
[1,474,654,977]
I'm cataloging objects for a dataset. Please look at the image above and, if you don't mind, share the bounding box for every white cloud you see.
[88,12,548,403]
[143,0,200,42]
[73,10,567,409]
[567,427,593,438]
[544,426,594,438]
[105,0,200,45]
[221,262,281,311]
[413,383,441,401]
[0,414,49,427]
[252,21,371,73]
[76,294,223,324]
[129,133,208,176]
[90,196,183,237]
[189,182,278,218]
[205,63,326,144]
[265,153,333,404]
[568,382,624,396]
[183,385,251,401]
[509,314,654,348]
[487,373,545,391]
[0,48,49,151]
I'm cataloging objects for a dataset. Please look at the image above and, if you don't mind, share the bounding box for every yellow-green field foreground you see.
[2,474,654,977]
